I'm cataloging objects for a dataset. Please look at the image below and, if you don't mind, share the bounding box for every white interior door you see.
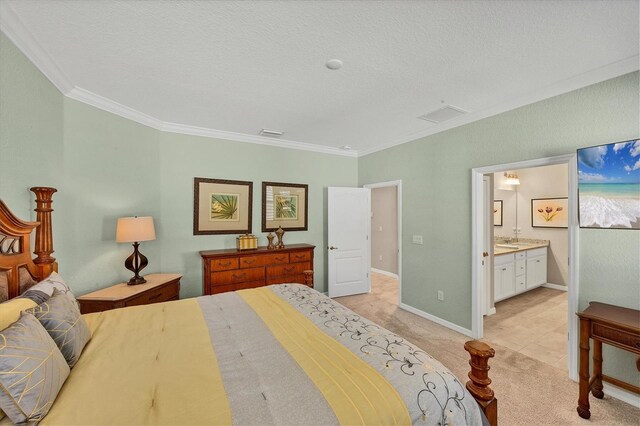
[327,187,371,298]
[482,175,492,315]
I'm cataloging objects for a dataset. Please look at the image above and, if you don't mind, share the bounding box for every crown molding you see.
[0,1,73,94]
[359,55,639,157]
[2,0,637,159]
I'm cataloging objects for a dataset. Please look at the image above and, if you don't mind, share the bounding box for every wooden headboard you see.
[0,187,57,302]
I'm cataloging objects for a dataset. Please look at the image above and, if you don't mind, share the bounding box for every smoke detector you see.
[418,105,468,124]
[259,129,284,138]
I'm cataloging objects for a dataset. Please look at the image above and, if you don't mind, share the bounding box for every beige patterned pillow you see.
[25,289,91,367]
[20,272,75,305]
[0,313,70,423]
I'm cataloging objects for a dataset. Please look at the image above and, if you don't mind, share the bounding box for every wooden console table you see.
[576,302,640,419]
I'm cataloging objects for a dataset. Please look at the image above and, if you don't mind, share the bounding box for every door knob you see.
[328,246,338,250]
[482,251,489,257]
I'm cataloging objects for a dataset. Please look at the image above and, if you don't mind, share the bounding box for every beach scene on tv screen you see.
[578,139,640,229]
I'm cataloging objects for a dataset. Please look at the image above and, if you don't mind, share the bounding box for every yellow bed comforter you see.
[7,285,482,425]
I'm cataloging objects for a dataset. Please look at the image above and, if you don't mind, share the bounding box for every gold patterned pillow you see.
[0,312,70,423]
[25,289,91,367]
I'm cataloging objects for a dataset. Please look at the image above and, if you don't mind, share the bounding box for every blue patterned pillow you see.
[25,288,91,367]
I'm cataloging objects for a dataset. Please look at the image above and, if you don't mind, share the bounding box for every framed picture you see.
[577,139,640,229]
[493,200,503,226]
[262,181,308,232]
[531,198,568,228]
[193,178,253,235]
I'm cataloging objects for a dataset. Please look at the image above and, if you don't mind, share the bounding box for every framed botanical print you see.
[493,200,503,226]
[531,197,568,228]
[193,178,253,235]
[262,181,308,232]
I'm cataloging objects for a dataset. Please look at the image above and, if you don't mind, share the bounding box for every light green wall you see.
[158,133,357,297]
[0,32,63,216]
[358,71,640,383]
[0,32,356,297]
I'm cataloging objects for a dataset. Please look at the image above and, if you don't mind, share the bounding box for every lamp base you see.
[127,276,147,285]
[124,242,149,286]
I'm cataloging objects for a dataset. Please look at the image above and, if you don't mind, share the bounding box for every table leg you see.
[577,317,591,419]
[592,339,604,399]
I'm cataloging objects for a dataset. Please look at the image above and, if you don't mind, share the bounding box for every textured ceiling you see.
[2,0,638,155]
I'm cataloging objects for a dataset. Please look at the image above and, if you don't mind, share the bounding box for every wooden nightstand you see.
[77,273,181,314]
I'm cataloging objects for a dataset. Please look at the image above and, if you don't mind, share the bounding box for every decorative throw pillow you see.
[0,297,37,330]
[0,312,70,424]
[20,272,75,305]
[25,289,91,367]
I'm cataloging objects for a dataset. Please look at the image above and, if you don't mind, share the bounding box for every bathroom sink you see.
[495,244,519,249]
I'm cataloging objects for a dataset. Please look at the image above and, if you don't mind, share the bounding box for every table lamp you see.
[116,216,156,285]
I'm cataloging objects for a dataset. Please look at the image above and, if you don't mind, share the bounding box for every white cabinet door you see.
[526,256,547,288]
[494,263,515,301]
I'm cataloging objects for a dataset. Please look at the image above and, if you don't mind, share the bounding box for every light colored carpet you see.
[335,274,640,425]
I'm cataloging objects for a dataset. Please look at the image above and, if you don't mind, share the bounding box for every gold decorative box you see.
[236,234,258,251]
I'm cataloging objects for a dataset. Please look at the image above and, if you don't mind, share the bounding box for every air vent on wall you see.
[418,105,468,124]
[259,129,284,137]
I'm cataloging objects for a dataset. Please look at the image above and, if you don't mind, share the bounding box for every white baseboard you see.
[486,307,496,316]
[542,283,568,291]
[371,268,399,280]
[603,382,640,408]
[399,303,473,337]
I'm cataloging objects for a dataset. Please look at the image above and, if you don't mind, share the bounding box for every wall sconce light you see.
[504,172,521,186]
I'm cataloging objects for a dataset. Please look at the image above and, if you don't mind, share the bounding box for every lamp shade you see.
[116,216,156,243]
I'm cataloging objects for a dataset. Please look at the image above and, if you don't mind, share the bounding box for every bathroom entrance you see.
[471,154,579,380]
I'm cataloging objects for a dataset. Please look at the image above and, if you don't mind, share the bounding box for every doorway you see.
[364,180,402,306]
[471,154,580,381]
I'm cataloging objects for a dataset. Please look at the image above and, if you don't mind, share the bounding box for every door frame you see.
[363,180,402,305]
[471,154,579,381]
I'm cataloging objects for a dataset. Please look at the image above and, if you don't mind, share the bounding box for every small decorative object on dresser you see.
[275,226,285,249]
[236,234,258,250]
[115,216,156,284]
[77,274,181,314]
[200,244,314,294]
[266,232,275,249]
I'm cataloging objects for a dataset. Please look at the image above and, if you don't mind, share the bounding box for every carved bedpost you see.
[303,270,313,287]
[464,340,497,426]
[30,187,58,277]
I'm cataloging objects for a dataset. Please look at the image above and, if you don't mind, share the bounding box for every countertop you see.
[494,240,549,255]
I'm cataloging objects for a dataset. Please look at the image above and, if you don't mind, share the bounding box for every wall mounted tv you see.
[577,139,640,229]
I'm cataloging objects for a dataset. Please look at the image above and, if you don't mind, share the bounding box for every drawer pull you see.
[284,267,295,273]
[502,268,506,271]
[636,342,640,349]
[219,261,232,267]
[244,259,255,264]
[148,294,162,301]
[275,256,286,261]
[232,273,247,280]
[293,254,304,260]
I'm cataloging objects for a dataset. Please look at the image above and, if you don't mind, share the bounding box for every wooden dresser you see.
[200,244,315,295]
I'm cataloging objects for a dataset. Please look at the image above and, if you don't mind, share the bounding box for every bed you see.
[0,187,497,425]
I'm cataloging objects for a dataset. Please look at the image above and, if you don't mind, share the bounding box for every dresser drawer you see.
[267,273,307,285]
[592,323,640,351]
[209,257,239,271]
[267,262,310,277]
[290,251,311,263]
[239,253,289,268]
[211,267,264,286]
[515,259,526,276]
[125,282,179,307]
[212,281,265,294]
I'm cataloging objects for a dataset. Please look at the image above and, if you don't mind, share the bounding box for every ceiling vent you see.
[418,105,468,124]
[259,129,284,137]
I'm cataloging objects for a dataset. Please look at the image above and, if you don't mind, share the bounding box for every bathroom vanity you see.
[494,242,549,302]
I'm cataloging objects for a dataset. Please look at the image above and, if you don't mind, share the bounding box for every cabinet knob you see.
[502,268,506,271]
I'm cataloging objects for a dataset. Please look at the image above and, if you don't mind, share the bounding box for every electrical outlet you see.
[378,225,383,232]
[412,235,423,245]
[437,290,444,301]
[378,255,383,261]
